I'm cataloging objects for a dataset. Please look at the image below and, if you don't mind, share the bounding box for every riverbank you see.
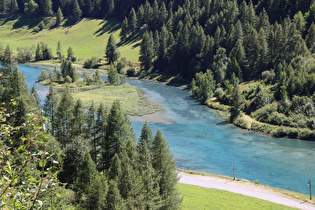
[179,169,315,209]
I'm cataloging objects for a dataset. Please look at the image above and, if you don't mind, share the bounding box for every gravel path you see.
[178,172,315,210]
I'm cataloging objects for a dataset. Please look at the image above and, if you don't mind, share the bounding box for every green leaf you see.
[56,193,62,197]
[39,160,46,168]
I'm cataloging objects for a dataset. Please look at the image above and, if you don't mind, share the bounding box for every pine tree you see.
[44,85,59,135]
[152,129,181,209]
[108,153,122,181]
[35,43,42,61]
[106,34,120,64]
[85,174,108,209]
[139,31,154,70]
[56,7,64,26]
[72,0,82,20]
[230,84,241,122]
[40,0,53,16]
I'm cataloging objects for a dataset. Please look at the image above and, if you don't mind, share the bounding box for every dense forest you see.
[1,0,313,139]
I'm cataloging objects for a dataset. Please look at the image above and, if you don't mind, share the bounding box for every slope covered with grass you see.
[0,16,140,62]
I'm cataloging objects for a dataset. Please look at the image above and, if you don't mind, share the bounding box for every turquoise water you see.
[19,64,315,194]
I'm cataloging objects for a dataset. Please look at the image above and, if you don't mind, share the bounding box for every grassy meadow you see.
[0,16,140,63]
[58,83,163,116]
[178,183,296,210]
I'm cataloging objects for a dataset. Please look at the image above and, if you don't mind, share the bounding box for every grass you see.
[0,16,140,63]
[178,183,297,210]
[180,169,315,205]
[68,83,163,116]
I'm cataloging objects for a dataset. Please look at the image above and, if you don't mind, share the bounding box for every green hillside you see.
[0,16,140,62]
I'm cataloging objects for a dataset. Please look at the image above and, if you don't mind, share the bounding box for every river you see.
[19,64,315,194]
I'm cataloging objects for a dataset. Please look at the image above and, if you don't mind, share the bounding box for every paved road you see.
[178,172,315,210]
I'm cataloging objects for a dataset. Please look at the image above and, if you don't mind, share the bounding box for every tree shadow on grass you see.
[10,15,49,30]
[94,20,120,36]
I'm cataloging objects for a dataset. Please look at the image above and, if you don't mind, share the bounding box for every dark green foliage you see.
[24,0,39,17]
[72,0,82,20]
[40,0,53,16]
[16,47,33,63]
[83,56,99,69]
[30,85,41,107]
[56,41,62,59]
[106,35,120,64]
[139,31,154,70]
[60,59,78,82]
[56,7,63,26]
[55,88,74,146]
[191,69,216,103]
[107,180,126,210]
[102,100,134,170]
[35,42,53,61]
[152,129,182,209]
[67,47,76,61]
[44,85,59,135]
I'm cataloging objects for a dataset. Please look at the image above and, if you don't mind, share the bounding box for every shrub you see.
[214,88,224,97]
[38,69,49,81]
[65,75,72,83]
[254,180,260,185]
[127,67,136,77]
[83,57,99,69]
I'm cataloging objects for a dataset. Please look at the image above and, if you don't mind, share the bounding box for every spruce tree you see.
[106,34,120,64]
[128,8,137,34]
[44,85,59,135]
[108,67,120,85]
[84,173,108,209]
[152,129,181,209]
[120,17,128,41]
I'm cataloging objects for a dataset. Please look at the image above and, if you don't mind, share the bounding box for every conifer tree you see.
[55,88,74,146]
[44,85,59,135]
[152,129,181,209]
[31,85,41,107]
[72,0,82,20]
[102,100,135,170]
[106,34,120,64]
[40,0,53,16]
[71,99,85,137]
[139,31,154,70]
[10,0,18,13]
[56,41,62,59]
[306,23,315,50]
[94,103,107,164]
[120,17,128,41]
[107,180,126,210]
[56,7,63,26]
[108,153,122,182]
[85,174,107,209]
[128,8,137,34]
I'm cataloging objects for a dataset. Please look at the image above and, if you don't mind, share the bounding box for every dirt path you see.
[178,172,315,210]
